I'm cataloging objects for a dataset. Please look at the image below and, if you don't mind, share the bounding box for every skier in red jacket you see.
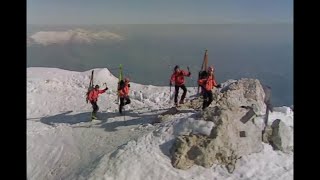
[198,66,220,110]
[170,65,191,106]
[88,84,108,120]
[118,77,131,114]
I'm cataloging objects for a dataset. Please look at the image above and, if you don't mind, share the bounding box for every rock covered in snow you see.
[171,106,264,173]
[262,125,273,144]
[213,78,266,115]
[169,78,277,173]
[171,134,211,169]
[270,119,293,153]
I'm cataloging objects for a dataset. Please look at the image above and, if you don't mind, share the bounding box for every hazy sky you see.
[27,0,293,25]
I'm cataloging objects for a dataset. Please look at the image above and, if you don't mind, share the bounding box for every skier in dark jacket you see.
[118,77,131,114]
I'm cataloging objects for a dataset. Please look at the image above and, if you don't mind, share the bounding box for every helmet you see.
[124,77,130,82]
[95,85,100,88]
[174,65,180,71]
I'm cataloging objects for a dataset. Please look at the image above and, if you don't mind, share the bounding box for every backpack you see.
[118,80,125,90]
[86,86,94,103]
[198,70,208,79]
[198,70,209,93]
[86,70,94,103]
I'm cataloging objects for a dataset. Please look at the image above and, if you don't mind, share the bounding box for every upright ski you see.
[86,70,94,103]
[198,49,208,95]
[116,64,123,104]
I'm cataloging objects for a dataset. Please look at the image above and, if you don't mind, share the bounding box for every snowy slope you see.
[27,67,293,180]
[87,111,293,180]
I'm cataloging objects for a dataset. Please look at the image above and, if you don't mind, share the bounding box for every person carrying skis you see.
[88,84,108,120]
[118,77,131,114]
[170,65,191,106]
[198,66,220,110]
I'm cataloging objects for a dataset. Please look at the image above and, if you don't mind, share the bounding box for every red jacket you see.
[198,74,217,91]
[170,70,191,86]
[119,82,130,98]
[88,89,106,102]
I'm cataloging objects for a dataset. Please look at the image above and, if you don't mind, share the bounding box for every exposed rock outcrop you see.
[170,78,292,173]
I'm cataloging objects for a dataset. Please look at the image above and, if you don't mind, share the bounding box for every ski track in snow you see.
[27,67,293,180]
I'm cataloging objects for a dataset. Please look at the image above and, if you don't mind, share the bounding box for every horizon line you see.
[27,22,293,26]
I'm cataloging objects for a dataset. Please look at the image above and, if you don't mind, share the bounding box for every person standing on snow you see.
[88,84,108,120]
[170,65,191,106]
[118,77,131,114]
[198,66,220,110]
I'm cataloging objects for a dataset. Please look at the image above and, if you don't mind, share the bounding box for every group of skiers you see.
[87,77,131,119]
[87,65,219,120]
[170,65,221,110]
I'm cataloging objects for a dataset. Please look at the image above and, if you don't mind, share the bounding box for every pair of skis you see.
[117,64,126,119]
[86,70,94,103]
[198,49,208,95]
[117,64,124,104]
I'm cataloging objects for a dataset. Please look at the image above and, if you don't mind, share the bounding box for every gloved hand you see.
[128,84,130,87]
[216,84,221,88]
[104,87,109,90]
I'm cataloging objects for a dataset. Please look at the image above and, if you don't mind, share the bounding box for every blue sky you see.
[27,0,293,24]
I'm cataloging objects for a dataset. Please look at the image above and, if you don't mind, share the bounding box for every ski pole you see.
[169,83,172,102]
[123,106,126,121]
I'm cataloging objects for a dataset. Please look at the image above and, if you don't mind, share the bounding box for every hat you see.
[174,65,180,71]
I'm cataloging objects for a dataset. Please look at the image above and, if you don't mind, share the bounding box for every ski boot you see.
[91,112,98,120]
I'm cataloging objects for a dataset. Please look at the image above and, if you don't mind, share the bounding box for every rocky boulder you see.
[270,119,293,153]
[213,78,266,115]
[169,78,285,173]
[171,106,264,173]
